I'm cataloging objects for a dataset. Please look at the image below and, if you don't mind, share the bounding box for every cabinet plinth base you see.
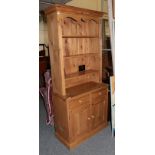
[55,122,108,149]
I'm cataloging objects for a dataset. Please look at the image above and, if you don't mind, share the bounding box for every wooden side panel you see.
[47,13,65,96]
[53,94,69,140]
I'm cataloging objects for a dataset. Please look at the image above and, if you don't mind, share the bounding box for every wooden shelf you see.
[66,81,107,97]
[64,53,99,58]
[62,35,99,38]
[65,70,99,79]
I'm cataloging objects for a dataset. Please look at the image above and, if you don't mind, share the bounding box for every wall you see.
[67,0,101,11]
[67,0,108,13]
[39,20,49,55]
[39,20,48,44]
[102,0,108,13]
[101,0,109,36]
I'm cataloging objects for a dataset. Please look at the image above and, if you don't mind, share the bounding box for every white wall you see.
[103,0,108,13]
[39,20,49,55]
[39,20,48,44]
[67,0,101,11]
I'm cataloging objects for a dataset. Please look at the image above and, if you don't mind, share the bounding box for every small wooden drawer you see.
[68,95,90,109]
[92,89,106,104]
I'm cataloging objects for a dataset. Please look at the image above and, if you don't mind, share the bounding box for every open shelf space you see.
[65,69,99,79]
[66,81,107,97]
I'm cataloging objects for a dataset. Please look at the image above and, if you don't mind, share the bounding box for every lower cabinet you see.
[53,87,108,149]
[68,89,108,146]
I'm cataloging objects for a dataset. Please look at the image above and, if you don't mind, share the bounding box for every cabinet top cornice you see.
[45,4,104,17]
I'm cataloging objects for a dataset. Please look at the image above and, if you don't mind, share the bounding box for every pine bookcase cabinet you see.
[45,4,108,149]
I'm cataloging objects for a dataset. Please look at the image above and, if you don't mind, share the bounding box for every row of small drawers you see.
[68,88,107,109]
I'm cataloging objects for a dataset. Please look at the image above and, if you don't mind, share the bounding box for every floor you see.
[39,95,115,155]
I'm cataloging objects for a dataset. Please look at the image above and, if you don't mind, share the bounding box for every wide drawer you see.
[68,94,90,109]
[92,89,106,104]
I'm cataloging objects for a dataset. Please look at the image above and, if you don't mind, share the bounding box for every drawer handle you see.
[87,117,91,120]
[91,115,95,119]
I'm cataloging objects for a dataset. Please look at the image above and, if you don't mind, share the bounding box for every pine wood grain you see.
[45,4,108,149]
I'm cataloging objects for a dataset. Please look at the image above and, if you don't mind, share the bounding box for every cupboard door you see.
[69,105,90,141]
[92,99,106,128]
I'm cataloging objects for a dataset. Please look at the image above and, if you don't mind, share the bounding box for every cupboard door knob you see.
[91,115,95,119]
[99,92,102,95]
[87,117,91,120]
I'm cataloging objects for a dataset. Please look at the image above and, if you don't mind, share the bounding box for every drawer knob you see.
[87,117,91,120]
[91,115,95,119]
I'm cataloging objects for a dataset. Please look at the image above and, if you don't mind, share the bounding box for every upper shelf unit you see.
[45,5,104,95]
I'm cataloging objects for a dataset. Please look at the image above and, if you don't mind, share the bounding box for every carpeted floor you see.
[39,95,115,155]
